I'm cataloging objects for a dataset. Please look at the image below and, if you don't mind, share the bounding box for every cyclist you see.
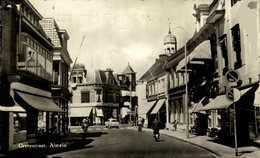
[137,117,144,132]
[81,118,89,132]
[152,118,160,141]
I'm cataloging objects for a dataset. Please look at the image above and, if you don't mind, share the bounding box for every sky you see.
[30,0,212,79]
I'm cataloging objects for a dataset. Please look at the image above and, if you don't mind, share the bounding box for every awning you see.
[96,108,103,117]
[254,85,260,107]
[189,97,206,114]
[0,101,26,112]
[150,99,166,114]
[121,90,131,96]
[121,107,131,118]
[16,91,64,112]
[176,40,211,72]
[70,107,93,117]
[138,101,156,115]
[199,87,251,111]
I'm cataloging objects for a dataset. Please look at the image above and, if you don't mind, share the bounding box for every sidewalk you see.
[139,127,260,158]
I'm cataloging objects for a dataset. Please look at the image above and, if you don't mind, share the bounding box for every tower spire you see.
[168,21,171,34]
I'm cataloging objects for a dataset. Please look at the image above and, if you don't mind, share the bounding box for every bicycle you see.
[153,130,160,142]
[138,124,142,132]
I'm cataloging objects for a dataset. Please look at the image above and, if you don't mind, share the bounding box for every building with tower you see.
[69,65,121,128]
[117,64,137,124]
[164,28,177,55]
[137,28,175,128]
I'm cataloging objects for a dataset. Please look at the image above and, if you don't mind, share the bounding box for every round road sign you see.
[226,88,241,102]
[225,70,240,83]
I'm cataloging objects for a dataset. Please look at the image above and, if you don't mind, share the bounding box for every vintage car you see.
[105,118,119,128]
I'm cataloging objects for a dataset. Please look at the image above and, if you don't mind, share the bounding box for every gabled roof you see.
[123,64,135,74]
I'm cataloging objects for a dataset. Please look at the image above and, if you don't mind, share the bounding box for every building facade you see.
[117,64,137,124]
[166,0,260,143]
[69,66,121,128]
[0,0,64,153]
[40,18,73,135]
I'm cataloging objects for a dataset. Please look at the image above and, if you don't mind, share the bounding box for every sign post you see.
[225,70,240,156]
[226,87,240,157]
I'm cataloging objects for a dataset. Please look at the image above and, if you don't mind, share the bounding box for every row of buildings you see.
[137,0,260,144]
[0,0,72,153]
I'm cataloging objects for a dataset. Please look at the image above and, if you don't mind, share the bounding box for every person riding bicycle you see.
[152,118,160,140]
[137,117,144,132]
[81,118,89,132]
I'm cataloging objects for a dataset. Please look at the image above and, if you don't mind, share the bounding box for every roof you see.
[123,64,135,74]
[84,69,118,85]
[139,58,167,82]
[164,32,177,45]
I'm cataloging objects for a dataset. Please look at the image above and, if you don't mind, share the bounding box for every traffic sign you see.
[226,88,241,102]
[225,70,240,83]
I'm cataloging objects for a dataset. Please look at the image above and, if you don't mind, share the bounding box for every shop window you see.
[219,35,228,75]
[231,0,240,6]
[13,113,27,144]
[231,24,242,69]
[37,112,46,133]
[81,91,90,103]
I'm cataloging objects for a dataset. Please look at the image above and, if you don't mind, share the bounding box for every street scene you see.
[0,0,260,158]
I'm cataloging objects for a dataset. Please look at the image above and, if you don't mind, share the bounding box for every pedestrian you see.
[152,118,160,140]
[81,118,89,132]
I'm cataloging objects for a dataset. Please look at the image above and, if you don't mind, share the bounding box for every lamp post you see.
[173,26,189,139]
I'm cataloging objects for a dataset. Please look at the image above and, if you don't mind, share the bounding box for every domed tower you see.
[164,24,177,55]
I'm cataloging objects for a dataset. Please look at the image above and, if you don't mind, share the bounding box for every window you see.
[219,35,228,75]
[78,77,82,83]
[231,24,242,69]
[96,90,102,102]
[81,91,90,103]
[73,77,76,83]
[210,33,218,73]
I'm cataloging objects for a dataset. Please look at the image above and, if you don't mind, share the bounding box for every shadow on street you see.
[5,131,108,158]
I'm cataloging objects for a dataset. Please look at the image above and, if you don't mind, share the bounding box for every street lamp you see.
[173,26,189,139]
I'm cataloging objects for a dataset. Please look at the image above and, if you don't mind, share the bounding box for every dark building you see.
[0,0,64,153]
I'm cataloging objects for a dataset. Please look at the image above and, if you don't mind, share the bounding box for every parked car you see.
[105,118,119,128]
